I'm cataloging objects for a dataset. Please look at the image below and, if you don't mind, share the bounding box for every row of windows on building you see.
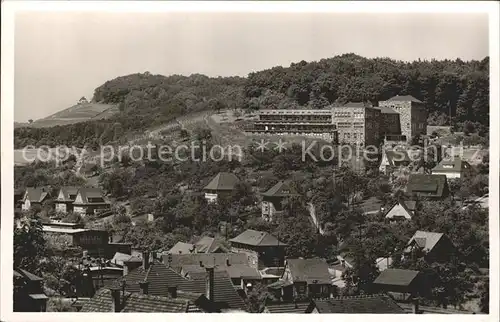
[333,112,364,118]
[342,133,364,140]
[336,122,365,129]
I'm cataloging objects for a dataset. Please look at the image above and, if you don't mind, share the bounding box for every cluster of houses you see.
[15,224,469,314]
[16,186,111,216]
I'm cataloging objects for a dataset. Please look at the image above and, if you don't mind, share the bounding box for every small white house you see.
[21,187,50,211]
[385,200,416,221]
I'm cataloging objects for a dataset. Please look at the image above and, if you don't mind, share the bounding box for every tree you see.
[28,119,33,124]
[14,216,47,276]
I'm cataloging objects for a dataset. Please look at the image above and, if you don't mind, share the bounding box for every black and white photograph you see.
[1,1,499,320]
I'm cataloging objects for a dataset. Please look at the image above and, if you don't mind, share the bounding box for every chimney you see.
[226,258,231,266]
[110,288,122,312]
[139,281,149,295]
[205,267,215,302]
[123,263,129,276]
[142,252,150,270]
[199,261,204,268]
[168,286,177,298]
[412,298,420,314]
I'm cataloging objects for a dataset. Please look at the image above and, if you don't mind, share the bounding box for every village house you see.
[72,187,111,216]
[268,258,332,301]
[21,187,50,211]
[373,268,423,304]
[305,294,405,314]
[261,181,297,222]
[14,269,48,312]
[385,200,417,221]
[379,149,412,174]
[405,174,449,199]
[431,158,472,179]
[166,236,230,255]
[164,252,261,293]
[54,186,79,213]
[42,221,109,254]
[229,229,287,268]
[203,172,240,203]
[115,253,247,311]
[404,230,458,263]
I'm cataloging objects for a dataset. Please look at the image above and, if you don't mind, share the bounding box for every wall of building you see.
[379,100,428,141]
[380,113,401,135]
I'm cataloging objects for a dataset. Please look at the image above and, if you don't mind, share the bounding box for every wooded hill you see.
[14,54,489,148]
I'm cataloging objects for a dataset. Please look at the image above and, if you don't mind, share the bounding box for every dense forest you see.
[14,54,489,148]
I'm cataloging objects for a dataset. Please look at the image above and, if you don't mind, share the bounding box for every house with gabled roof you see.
[21,187,50,211]
[55,186,80,213]
[404,230,457,263]
[203,172,240,203]
[261,181,298,222]
[268,258,332,301]
[373,269,422,302]
[73,187,111,216]
[432,158,471,179]
[379,149,412,174]
[166,236,230,255]
[385,200,417,221]
[229,229,287,268]
[113,253,247,311]
[406,174,449,199]
[172,254,262,294]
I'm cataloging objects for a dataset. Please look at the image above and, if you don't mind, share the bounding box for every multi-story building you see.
[332,102,381,146]
[247,95,427,146]
[378,95,427,142]
[247,109,338,142]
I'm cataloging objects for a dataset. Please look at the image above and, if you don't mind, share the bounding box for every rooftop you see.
[432,158,470,173]
[286,258,331,284]
[80,288,193,312]
[307,294,405,313]
[373,269,420,287]
[406,230,445,253]
[229,229,287,247]
[261,181,297,198]
[386,95,423,103]
[265,301,309,313]
[406,174,448,198]
[203,172,240,191]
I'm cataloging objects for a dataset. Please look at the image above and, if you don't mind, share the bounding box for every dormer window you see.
[443,165,453,169]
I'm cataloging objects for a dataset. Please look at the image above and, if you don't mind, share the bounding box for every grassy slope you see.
[16,103,118,128]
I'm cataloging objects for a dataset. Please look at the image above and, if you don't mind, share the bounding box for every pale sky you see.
[14,12,489,122]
